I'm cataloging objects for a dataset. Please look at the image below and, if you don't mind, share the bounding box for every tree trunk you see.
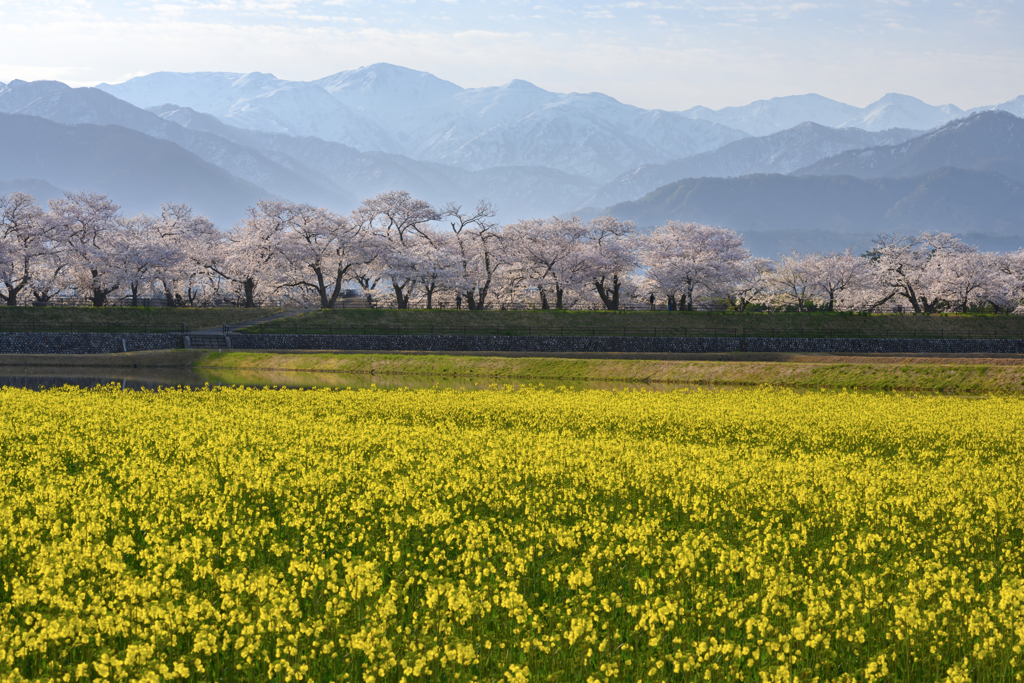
[594,276,621,310]
[130,283,140,307]
[921,297,940,314]
[1,277,28,306]
[476,278,492,310]
[902,285,922,313]
[313,266,331,309]
[90,269,115,307]
[325,273,345,309]
[393,283,409,309]
[539,290,550,310]
[555,286,564,310]
[243,278,257,308]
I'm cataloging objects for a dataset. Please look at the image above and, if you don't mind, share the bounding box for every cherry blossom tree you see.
[409,227,458,309]
[583,216,638,310]
[867,232,974,313]
[352,191,439,309]
[763,253,813,311]
[443,200,504,310]
[108,214,164,307]
[273,203,368,309]
[927,247,998,313]
[0,193,47,306]
[800,249,872,312]
[505,216,590,309]
[209,200,292,308]
[149,204,221,307]
[48,192,125,307]
[990,250,1024,312]
[641,222,750,311]
[729,257,775,312]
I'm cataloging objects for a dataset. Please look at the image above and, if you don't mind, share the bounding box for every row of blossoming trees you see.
[2,190,1024,312]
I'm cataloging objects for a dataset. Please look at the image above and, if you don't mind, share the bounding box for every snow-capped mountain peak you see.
[845,93,964,131]
[681,93,863,136]
[98,71,400,153]
[0,80,72,111]
[970,95,1024,118]
[90,65,1022,185]
[678,91,977,136]
[316,63,462,104]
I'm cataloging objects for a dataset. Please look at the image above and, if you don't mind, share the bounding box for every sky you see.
[1,1,1022,111]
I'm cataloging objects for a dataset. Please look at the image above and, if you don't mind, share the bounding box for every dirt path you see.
[191,309,312,335]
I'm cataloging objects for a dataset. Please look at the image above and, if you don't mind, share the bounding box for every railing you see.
[235,323,1024,341]
[284,298,1013,314]
[0,322,191,334]
[2,319,1020,340]
[19,297,299,309]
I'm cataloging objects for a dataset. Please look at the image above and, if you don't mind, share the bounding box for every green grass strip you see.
[195,352,1024,393]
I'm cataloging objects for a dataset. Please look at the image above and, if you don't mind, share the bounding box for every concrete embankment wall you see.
[2,332,1024,355]
[0,332,184,354]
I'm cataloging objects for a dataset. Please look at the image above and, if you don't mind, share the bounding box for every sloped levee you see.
[2,332,1024,355]
[229,334,1024,354]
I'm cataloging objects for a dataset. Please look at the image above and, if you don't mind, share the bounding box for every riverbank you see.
[196,350,1024,393]
[0,349,208,367]
[2,348,1023,392]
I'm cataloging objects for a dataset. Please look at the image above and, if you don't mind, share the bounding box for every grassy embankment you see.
[4,306,1024,338]
[0,348,1022,392]
[0,306,281,332]
[243,308,1024,339]
[196,351,1024,393]
[3,307,1024,391]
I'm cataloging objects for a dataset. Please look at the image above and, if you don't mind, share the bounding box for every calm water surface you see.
[0,366,689,392]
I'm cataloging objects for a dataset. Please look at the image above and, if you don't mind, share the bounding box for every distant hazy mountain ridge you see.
[0,113,265,226]
[583,123,922,209]
[0,79,353,209]
[98,65,749,182]
[0,65,1021,252]
[606,167,1024,233]
[795,110,1024,181]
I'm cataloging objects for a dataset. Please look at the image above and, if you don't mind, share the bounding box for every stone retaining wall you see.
[0,332,183,354]
[2,332,1023,355]
[230,333,1024,355]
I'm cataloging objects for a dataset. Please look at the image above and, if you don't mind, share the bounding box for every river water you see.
[0,366,685,392]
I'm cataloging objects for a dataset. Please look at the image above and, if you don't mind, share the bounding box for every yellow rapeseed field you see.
[0,384,1022,682]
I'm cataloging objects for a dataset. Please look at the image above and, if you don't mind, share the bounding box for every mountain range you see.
[0,64,1022,253]
[583,123,923,209]
[604,167,1024,234]
[795,110,1024,181]
[97,66,748,182]
[0,113,267,227]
